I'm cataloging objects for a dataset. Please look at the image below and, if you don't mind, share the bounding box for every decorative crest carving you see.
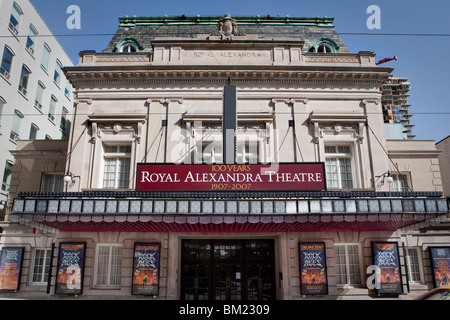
[219,14,237,36]
[212,14,245,39]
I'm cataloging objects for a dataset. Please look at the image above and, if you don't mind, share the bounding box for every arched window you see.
[2,160,14,191]
[120,42,137,53]
[10,109,24,141]
[115,38,142,53]
[312,38,339,53]
[26,24,38,55]
[18,64,31,96]
[317,43,333,53]
[29,123,39,140]
[1,45,15,80]
[9,2,23,36]
[54,59,63,85]
[60,107,69,132]
[41,43,51,71]
[48,95,57,122]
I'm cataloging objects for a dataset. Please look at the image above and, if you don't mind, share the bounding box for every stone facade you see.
[0,15,448,300]
[436,136,450,197]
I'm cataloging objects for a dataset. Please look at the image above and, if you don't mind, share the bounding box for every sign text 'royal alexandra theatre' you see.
[136,163,326,192]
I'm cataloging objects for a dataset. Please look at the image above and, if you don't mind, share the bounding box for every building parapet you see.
[77,49,377,68]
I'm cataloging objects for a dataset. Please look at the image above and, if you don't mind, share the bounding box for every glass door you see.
[182,263,210,300]
[246,263,275,300]
[181,239,276,301]
[215,263,242,300]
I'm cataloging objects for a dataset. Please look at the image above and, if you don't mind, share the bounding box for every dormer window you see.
[115,37,142,53]
[312,38,339,53]
[120,42,137,53]
[317,43,333,53]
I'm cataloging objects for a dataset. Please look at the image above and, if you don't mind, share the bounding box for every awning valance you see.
[9,212,444,233]
[10,196,449,233]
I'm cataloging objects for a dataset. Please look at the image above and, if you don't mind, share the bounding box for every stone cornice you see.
[65,65,392,87]
[118,15,335,27]
[387,150,442,158]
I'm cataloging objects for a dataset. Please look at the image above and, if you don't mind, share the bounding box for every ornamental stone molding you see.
[74,98,92,105]
[146,98,184,105]
[66,68,391,87]
[271,98,309,105]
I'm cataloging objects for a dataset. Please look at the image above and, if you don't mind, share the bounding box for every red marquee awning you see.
[10,195,448,233]
[11,212,442,233]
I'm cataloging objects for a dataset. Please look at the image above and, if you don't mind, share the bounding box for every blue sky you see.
[30,0,450,142]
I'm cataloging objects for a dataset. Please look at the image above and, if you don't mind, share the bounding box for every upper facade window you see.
[316,43,334,53]
[41,43,51,71]
[391,173,411,192]
[311,38,339,53]
[325,145,354,190]
[9,2,23,36]
[41,173,64,192]
[18,64,31,96]
[54,60,63,85]
[103,145,132,189]
[115,38,142,53]
[10,110,24,142]
[120,43,138,53]
[1,46,14,80]
[188,122,267,165]
[26,24,38,55]
[34,81,45,110]
[2,161,14,192]
[29,123,39,140]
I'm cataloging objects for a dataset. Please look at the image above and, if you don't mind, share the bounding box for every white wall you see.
[0,0,73,203]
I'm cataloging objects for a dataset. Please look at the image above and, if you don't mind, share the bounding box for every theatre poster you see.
[299,242,328,295]
[0,247,24,291]
[132,243,161,296]
[55,242,86,295]
[429,247,450,288]
[372,242,403,295]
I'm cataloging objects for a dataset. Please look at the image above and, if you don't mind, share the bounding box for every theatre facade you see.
[0,15,449,300]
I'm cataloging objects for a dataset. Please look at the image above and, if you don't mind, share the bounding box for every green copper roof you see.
[118,15,335,27]
[105,14,349,53]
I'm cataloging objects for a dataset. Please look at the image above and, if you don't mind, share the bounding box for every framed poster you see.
[132,243,161,296]
[55,242,86,295]
[429,247,450,288]
[0,247,24,291]
[299,242,328,295]
[372,242,403,295]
